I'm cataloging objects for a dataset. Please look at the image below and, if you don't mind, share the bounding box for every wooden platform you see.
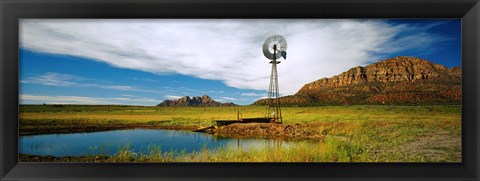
[193,126,215,132]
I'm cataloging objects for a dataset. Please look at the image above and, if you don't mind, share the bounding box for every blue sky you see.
[20,49,262,105]
[19,19,461,106]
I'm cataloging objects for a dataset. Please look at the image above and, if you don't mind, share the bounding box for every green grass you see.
[20,104,460,126]
[19,104,461,162]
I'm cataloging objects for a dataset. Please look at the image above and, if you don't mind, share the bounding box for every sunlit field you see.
[19,105,461,162]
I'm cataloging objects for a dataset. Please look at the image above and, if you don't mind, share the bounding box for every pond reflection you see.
[20,129,313,157]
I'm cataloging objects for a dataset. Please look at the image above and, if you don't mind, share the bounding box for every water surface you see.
[20,129,306,157]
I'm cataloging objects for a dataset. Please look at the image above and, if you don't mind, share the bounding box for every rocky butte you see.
[254,56,461,105]
[157,95,237,107]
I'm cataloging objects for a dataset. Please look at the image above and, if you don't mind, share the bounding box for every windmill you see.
[262,34,287,123]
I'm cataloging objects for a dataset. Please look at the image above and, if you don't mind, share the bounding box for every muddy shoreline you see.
[19,125,197,136]
[212,123,326,140]
[20,122,326,140]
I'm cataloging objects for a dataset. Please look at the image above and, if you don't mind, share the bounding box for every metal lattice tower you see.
[262,35,287,123]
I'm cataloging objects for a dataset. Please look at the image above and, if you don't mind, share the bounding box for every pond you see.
[19,129,308,157]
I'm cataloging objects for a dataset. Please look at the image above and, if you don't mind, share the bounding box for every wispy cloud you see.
[121,94,138,97]
[240,92,266,97]
[20,94,161,105]
[21,72,158,92]
[21,72,80,87]
[131,77,161,83]
[164,95,182,99]
[102,85,137,91]
[20,19,450,95]
[206,90,224,94]
[175,87,224,95]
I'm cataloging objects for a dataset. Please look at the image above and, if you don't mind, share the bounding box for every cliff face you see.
[157,95,236,107]
[298,56,460,91]
[255,56,461,105]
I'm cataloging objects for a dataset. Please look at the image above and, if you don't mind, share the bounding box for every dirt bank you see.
[21,122,332,140]
[212,123,326,140]
[20,125,197,136]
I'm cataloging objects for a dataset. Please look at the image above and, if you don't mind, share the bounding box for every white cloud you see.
[20,94,161,105]
[164,95,182,99]
[132,77,161,83]
[21,72,160,92]
[121,94,138,97]
[241,92,265,97]
[102,85,137,91]
[21,72,80,87]
[20,19,447,95]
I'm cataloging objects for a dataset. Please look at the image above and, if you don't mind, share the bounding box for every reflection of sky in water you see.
[19,129,315,157]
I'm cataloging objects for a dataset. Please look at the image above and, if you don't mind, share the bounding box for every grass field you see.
[19,105,461,162]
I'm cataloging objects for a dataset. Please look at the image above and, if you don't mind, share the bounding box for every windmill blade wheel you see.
[262,34,288,61]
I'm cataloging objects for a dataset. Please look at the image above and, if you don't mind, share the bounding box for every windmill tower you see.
[262,34,287,123]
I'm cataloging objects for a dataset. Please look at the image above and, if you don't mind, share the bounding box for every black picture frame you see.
[1,0,479,180]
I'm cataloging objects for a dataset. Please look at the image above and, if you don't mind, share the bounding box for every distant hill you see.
[157,95,237,107]
[254,56,461,106]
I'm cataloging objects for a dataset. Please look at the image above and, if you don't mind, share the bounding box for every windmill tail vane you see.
[281,51,287,59]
